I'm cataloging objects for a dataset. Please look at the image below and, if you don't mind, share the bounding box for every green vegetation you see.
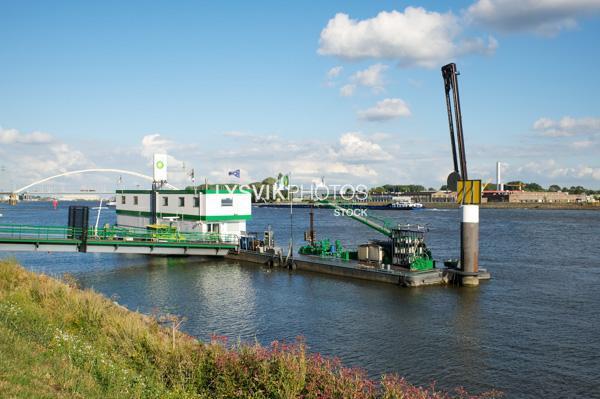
[184,178,598,197]
[503,181,598,194]
[0,259,499,398]
[371,182,599,195]
[369,185,427,194]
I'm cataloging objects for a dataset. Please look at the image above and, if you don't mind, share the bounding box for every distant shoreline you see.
[4,199,599,211]
[254,202,600,211]
[421,202,600,210]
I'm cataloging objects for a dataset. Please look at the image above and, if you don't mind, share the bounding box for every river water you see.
[1,201,599,398]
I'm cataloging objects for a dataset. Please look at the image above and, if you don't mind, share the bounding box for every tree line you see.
[370,182,598,195]
[186,178,598,197]
[484,181,598,195]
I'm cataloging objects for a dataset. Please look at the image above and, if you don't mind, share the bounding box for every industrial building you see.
[483,190,587,203]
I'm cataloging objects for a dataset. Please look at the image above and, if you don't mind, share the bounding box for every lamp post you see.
[289,172,293,259]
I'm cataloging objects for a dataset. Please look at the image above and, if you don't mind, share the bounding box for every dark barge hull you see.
[226,250,490,287]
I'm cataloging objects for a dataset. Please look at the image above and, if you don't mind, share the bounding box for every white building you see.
[116,188,251,236]
[57,194,102,201]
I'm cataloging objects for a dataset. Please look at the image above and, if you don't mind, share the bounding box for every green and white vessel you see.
[115,188,251,236]
[115,154,251,237]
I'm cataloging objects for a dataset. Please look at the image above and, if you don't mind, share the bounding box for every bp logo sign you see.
[153,154,168,181]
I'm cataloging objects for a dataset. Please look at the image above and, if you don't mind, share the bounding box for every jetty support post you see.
[150,183,158,225]
[8,193,18,205]
[461,204,479,286]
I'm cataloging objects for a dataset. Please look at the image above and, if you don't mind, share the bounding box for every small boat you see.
[389,200,423,210]
[368,196,424,210]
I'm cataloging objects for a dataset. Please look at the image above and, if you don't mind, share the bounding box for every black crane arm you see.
[442,63,468,187]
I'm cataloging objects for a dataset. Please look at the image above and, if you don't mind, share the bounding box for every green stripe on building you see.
[116,209,251,221]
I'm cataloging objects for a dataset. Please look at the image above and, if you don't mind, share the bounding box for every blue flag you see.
[228,169,240,178]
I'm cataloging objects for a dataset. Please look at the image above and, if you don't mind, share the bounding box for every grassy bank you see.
[0,259,498,398]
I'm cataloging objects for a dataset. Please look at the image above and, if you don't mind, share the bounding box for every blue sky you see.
[1,0,599,191]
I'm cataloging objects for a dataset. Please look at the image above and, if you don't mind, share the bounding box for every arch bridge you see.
[5,168,178,203]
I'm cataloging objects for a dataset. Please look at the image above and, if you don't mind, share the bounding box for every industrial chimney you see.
[496,162,503,191]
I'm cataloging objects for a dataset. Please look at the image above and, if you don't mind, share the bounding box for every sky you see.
[1,0,599,192]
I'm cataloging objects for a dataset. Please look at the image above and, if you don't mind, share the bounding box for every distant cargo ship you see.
[381,199,423,210]
[257,199,424,210]
[388,197,423,209]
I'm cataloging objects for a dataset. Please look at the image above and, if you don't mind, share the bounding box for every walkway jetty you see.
[0,223,236,256]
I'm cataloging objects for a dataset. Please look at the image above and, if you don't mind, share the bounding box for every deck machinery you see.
[390,226,433,271]
[298,205,353,260]
[298,238,352,261]
[300,201,435,271]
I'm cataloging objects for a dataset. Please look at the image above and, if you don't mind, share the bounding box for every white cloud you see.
[0,127,95,191]
[532,117,555,131]
[222,130,249,138]
[518,159,600,181]
[334,132,392,161]
[370,132,392,141]
[285,159,379,178]
[351,63,388,92]
[13,144,90,181]
[327,66,343,78]
[533,116,600,137]
[576,166,600,180]
[318,7,497,68]
[0,127,53,144]
[571,140,594,149]
[139,134,196,186]
[358,98,411,121]
[134,132,600,187]
[221,131,279,144]
[141,134,175,158]
[466,0,600,36]
[408,78,424,88]
[323,162,378,177]
[214,130,404,183]
[339,84,356,97]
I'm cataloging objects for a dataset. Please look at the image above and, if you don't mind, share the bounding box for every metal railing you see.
[0,224,79,240]
[0,224,238,245]
[91,226,238,244]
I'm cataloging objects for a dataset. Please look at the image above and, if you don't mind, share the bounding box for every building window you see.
[162,196,168,206]
[194,197,200,208]
[179,197,185,207]
[221,198,233,207]
[121,195,126,204]
[133,196,138,205]
[207,223,220,233]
